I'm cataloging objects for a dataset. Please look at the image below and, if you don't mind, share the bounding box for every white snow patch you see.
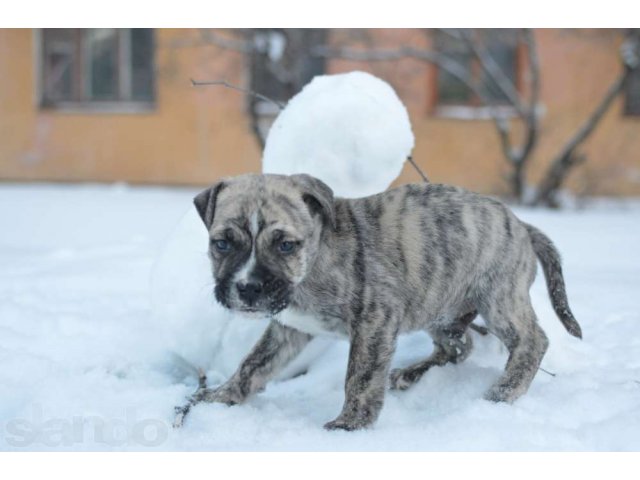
[1,184,640,451]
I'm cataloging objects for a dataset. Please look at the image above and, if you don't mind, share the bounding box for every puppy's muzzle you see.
[236,281,263,306]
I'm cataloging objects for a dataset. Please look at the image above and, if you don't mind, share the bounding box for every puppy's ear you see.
[291,174,336,230]
[194,181,226,229]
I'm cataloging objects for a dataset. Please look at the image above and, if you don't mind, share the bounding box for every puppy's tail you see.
[523,222,583,339]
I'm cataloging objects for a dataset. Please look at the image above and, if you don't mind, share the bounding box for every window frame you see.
[248,29,328,140]
[35,28,156,114]
[428,30,524,120]
[624,66,640,117]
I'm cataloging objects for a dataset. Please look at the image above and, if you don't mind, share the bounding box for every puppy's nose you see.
[236,281,263,305]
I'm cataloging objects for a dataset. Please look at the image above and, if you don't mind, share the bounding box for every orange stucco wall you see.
[0,29,262,184]
[1,28,639,197]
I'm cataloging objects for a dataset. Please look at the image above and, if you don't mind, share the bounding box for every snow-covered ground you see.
[1,183,639,451]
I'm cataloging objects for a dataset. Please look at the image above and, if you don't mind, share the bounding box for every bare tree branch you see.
[508,29,542,201]
[454,29,528,117]
[314,43,513,138]
[449,29,541,202]
[494,116,517,164]
[198,29,253,53]
[192,29,329,149]
[248,99,267,151]
[190,78,286,110]
[316,36,539,203]
[191,78,286,151]
[327,29,638,207]
[314,44,481,92]
[532,30,640,207]
[521,28,541,153]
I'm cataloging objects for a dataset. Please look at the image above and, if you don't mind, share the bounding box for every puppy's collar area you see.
[275,308,346,338]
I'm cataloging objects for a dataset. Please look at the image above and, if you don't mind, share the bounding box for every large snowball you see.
[263,71,414,198]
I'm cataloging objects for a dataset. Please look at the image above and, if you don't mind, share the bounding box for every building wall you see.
[0,29,261,185]
[329,29,640,196]
[1,28,639,197]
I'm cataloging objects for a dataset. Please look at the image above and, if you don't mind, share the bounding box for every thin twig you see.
[531,31,640,207]
[469,323,489,336]
[198,29,253,53]
[190,78,286,110]
[447,29,521,169]
[523,29,541,125]
[539,367,557,377]
[407,156,430,183]
[512,29,542,199]
[458,29,540,202]
[315,43,521,193]
[173,368,208,429]
[453,29,527,118]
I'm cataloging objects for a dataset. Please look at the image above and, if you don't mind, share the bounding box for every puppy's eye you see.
[212,239,231,252]
[278,241,295,253]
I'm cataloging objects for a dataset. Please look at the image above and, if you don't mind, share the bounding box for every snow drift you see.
[2,185,639,451]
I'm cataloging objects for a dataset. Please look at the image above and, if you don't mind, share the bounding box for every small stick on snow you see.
[190,78,286,110]
[469,323,489,336]
[173,368,208,429]
[538,367,557,377]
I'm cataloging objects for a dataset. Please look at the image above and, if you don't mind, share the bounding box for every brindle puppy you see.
[182,173,581,431]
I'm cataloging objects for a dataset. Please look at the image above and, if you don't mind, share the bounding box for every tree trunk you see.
[532,68,632,207]
[532,30,639,207]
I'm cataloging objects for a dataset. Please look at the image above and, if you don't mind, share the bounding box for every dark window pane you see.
[42,29,78,103]
[41,28,156,108]
[434,29,518,106]
[435,30,473,105]
[88,29,119,100]
[250,29,327,103]
[625,68,640,116]
[130,29,155,101]
[438,69,473,104]
[480,29,518,104]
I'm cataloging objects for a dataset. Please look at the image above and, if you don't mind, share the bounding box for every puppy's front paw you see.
[323,415,372,432]
[483,384,515,404]
[191,384,244,405]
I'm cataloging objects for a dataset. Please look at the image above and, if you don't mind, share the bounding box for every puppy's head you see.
[194,173,335,316]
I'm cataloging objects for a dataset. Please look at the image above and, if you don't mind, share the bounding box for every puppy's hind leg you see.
[389,311,477,391]
[389,343,459,391]
[482,296,548,403]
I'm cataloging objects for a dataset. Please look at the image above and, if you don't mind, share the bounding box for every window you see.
[249,29,327,106]
[433,29,520,116]
[625,67,640,116]
[248,29,327,142]
[40,29,155,111]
